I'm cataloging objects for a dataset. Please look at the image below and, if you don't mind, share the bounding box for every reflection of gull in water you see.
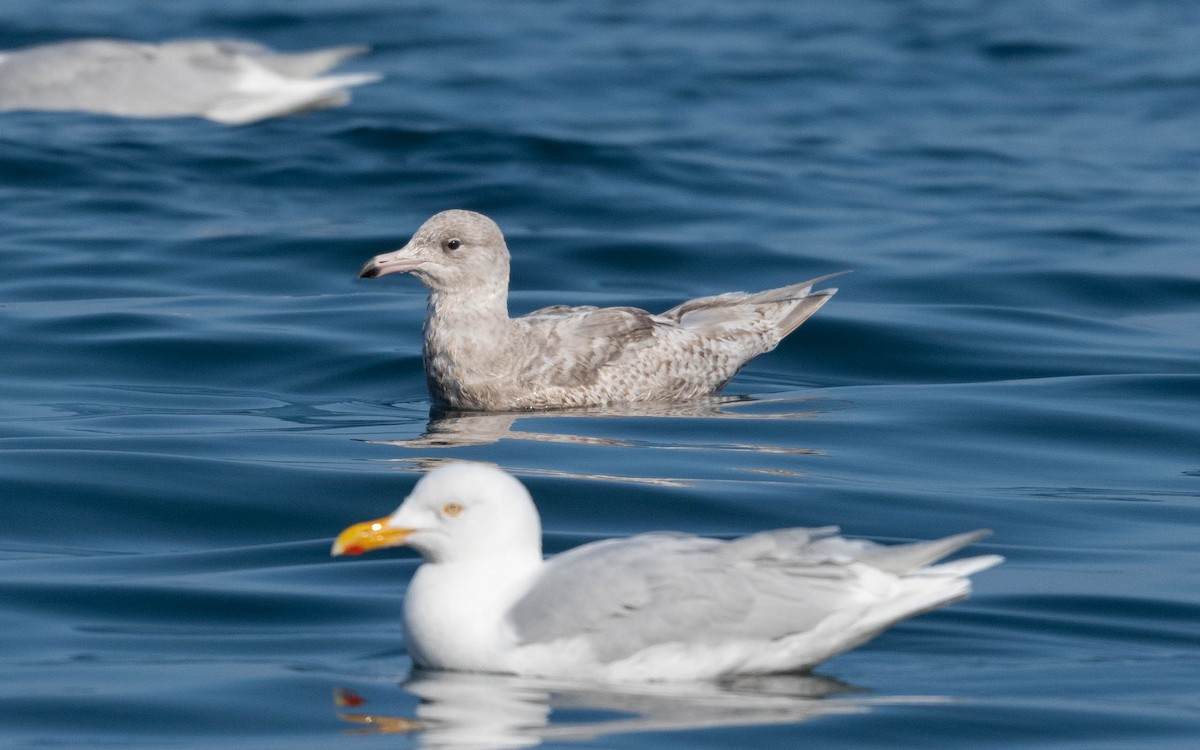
[382,456,695,488]
[361,397,827,487]
[0,39,379,124]
[367,396,828,449]
[335,671,950,749]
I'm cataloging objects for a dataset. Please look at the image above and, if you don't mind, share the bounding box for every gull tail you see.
[859,529,999,575]
[664,271,847,339]
[206,70,381,125]
[252,44,373,77]
[742,271,849,338]
[773,531,1000,672]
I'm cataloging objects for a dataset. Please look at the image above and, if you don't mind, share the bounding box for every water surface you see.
[2,1,1198,748]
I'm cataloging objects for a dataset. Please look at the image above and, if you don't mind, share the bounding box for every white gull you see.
[0,39,379,125]
[358,210,842,410]
[331,462,1002,682]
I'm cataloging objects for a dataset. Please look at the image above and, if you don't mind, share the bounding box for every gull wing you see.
[507,529,869,663]
[513,306,659,387]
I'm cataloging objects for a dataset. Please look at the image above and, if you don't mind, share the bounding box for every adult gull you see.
[358,210,842,410]
[0,39,378,124]
[331,462,1002,682]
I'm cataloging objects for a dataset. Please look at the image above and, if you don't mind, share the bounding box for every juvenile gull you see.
[332,462,1003,682]
[358,210,841,410]
[0,39,379,124]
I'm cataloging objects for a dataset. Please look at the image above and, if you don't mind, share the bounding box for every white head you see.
[357,209,511,294]
[331,461,543,565]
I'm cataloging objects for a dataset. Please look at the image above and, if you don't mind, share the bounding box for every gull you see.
[358,210,841,410]
[332,462,1002,682]
[0,39,378,124]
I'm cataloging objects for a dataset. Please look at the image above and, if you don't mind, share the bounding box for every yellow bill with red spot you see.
[331,516,414,557]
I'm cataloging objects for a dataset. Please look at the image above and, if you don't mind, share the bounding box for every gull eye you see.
[445,238,462,251]
[442,502,464,517]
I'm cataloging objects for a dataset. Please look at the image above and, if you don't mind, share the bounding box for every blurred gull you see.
[332,462,1002,682]
[0,39,379,124]
[358,210,843,410]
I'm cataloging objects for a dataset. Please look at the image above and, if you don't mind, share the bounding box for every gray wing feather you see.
[514,306,658,387]
[507,529,870,663]
[509,534,746,661]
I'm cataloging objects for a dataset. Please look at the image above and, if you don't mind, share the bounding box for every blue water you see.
[2,1,1198,748]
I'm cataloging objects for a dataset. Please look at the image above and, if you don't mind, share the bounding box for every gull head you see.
[331,461,542,564]
[357,210,510,294]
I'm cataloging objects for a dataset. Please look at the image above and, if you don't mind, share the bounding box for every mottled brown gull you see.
[358,210,842,410]
[331,461,1003,681]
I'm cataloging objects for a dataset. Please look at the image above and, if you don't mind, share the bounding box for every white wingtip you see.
[205,68,381,125]
[923,553,1005,578]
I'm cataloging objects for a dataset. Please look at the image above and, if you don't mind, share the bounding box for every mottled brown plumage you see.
[358,210,840,410]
